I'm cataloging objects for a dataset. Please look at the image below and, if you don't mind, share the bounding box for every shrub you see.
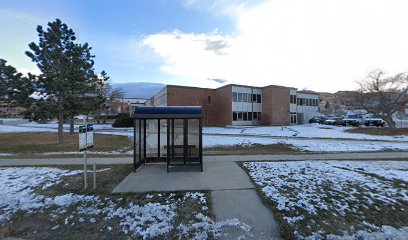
[112,113,133,127]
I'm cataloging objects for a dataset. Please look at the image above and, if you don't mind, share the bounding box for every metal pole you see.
[83,117,88,190]
[93,161,96,190]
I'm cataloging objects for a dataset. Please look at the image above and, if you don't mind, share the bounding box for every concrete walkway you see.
[113,162,253,192]
[1,152,408,166]
[113,161,280,239]
[212,189,279,240]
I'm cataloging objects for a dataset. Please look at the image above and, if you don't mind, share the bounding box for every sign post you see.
[79,119,94,190]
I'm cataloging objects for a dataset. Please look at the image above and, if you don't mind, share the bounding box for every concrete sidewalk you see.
[1,152,407,166]
[112,162,253,192]
[113,161,280,239]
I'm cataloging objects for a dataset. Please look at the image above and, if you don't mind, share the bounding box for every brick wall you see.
[160,84,292,126]
[262,86,290,125]
[211,85,232,125]
[166,86,231,125]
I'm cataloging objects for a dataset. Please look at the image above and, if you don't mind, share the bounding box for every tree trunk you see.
[69,117,75,134]
[58,112,65,144]
[383,115,396,128]
[104,108,108,124]
[97,111,100,124]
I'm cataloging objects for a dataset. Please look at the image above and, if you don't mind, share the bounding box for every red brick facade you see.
[151,84,298,126]
[261,86,291,125]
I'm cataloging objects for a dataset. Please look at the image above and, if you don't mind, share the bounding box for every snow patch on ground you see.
[42,151,132,155]
[204,135,408,152]
[324,226,408,240]
[0,125,56,133]
[0,153,16,156]
[0,167,251,239]
[243,160,408,238]
[19,122,118,130]
[204,124,408,142]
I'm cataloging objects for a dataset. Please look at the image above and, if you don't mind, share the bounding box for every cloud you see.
[141,0,408,92]
[208,78,227,84]
[204,39,230,56]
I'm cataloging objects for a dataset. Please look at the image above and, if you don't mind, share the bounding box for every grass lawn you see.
[0,164,221,239]
[345,127,408,136]
[0,132,132,154]
[241,160,408,239]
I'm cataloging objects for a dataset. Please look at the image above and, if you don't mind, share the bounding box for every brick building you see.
[147,84,319,126]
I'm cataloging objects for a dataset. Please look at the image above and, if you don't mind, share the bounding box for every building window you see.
[253,112,258,120]
[258,112,262,121]
[238,93,243,102]
[238,112,243,121]
[290,95,296,104]
[248,112,253,121]
[232,92,237,102]
[257,94,262,103]
[252,94,257,102]
[243,93,248,102]
[233,112,237,121]
[243,112,248,121]
[207,96,212,105]
[290,112,297,124]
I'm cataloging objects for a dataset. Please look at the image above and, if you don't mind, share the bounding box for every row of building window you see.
[294,97,318,106]
[232,92,262,103]
[233,111,262,121]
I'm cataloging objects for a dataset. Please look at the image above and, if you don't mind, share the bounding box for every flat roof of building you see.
[132,106,203,119]
[150,83,317,98]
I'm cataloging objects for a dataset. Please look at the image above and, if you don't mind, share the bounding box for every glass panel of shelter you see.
[159,120,168,158]
[145,119,158,159]
[165,119,201,165]
[135,118,201,170]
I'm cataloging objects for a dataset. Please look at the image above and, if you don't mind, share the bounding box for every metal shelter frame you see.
[131,106,203,172]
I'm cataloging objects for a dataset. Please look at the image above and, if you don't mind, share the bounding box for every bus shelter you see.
[131,106,203,172]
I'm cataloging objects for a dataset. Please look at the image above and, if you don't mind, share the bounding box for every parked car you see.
[309,116,326,124]
[324,116,344,125]
[342,113,364,126]
[364,114,385,127]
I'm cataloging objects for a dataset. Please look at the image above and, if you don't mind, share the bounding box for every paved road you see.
[1,152,407,166]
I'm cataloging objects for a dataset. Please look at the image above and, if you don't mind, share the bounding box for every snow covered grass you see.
[4,123,408,155]
[204,124,408,142]
[0,166,251,239]
[242,160,408,239]
[19,122,118,130]
[204,135,408,153]
[0,124,56,133]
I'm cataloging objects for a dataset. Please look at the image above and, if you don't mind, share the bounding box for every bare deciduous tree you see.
[354,70,408,128]
[94,71,125,124]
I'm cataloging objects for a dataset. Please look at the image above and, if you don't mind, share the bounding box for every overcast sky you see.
[1,0,408,93]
